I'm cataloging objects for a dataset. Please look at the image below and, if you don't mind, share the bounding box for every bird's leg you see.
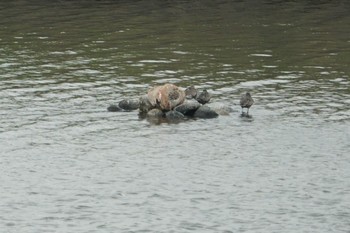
[247,108,249,116]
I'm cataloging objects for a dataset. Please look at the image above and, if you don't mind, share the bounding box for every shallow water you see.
[1,1,350,232]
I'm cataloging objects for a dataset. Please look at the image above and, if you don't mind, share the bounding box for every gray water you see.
[1,1,350,232]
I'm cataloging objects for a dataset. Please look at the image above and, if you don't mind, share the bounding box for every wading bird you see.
[240,92,254,115]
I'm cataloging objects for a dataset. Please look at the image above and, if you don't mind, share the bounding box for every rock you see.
[165,110,185,121]
[185,86,198,99]
[193,105,219,119]
[196,89,211,104]
[174,100,201,116]
[139,94,154,113]
[207,103,234,116]
[147,85,162,107]
[147,108,164,118]
[107,104,123,112]
[118,99,139,111]
[147,84,185,111]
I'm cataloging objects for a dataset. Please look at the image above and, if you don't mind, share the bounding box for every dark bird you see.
[196,89,211,105]
[185,86,198,99]
[240,92,254,115]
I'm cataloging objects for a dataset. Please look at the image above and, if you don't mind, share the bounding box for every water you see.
[1,1,350,232]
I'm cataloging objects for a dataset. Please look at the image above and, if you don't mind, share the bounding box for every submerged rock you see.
[174,100,201,116]
[165,110,185,121]
[147,108,164,118]
[107,104,123,112]
[118,99,139,111]
[193,105,219,119]
[207,102,234,116]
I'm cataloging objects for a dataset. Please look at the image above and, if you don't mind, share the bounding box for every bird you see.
[196,89,211,105]
[240,92,254,115]
[185,86,198,99]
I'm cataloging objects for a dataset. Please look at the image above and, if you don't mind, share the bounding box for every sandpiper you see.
[196,89,211,105]
[240,92,254,115]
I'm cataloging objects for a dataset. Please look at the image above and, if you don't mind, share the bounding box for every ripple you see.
[0,62,20,68]
[249,53,273,57]
[49,50,78,55]
[139,59,172,63]
[75,69,101,75]
[238,79,291,88]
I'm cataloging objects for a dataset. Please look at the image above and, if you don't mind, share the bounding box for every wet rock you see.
[185,86,198,99]
[147,108,164,118]
[147,84,185,111]
[139,94,154,113]
[174,100,201,116]
[165,110,185,121]
[118,99,140,111]
[107,104,123,112]
[147,85,162,107]
[196,89,211,104]
[193,105,219,119]
[207,103,234,116]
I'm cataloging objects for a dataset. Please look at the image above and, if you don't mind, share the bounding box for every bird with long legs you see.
[240,92,254,116]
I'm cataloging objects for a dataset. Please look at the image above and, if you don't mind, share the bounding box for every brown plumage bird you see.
[240,92,254,115]
[185,86,198,99]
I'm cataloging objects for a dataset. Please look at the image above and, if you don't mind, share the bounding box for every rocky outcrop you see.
[146,108,164,118]
[108,83,235,122]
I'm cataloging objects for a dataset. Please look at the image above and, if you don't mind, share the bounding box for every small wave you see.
[239,79,290,88]
[49,50,78,55]
[0,63,20,68]
[139,60,172,63]
[249,53,273,57]
[75,69,101,75]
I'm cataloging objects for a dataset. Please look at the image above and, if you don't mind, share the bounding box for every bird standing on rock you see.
[185,86,198,99]
[196,89,211,105]
[240,92,254,115]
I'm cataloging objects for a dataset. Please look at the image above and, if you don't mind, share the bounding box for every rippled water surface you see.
[1,1,350,232]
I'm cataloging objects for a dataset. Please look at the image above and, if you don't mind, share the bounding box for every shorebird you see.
[196,89,211,105]
[185,86,198,99]
[240,92,254,115]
